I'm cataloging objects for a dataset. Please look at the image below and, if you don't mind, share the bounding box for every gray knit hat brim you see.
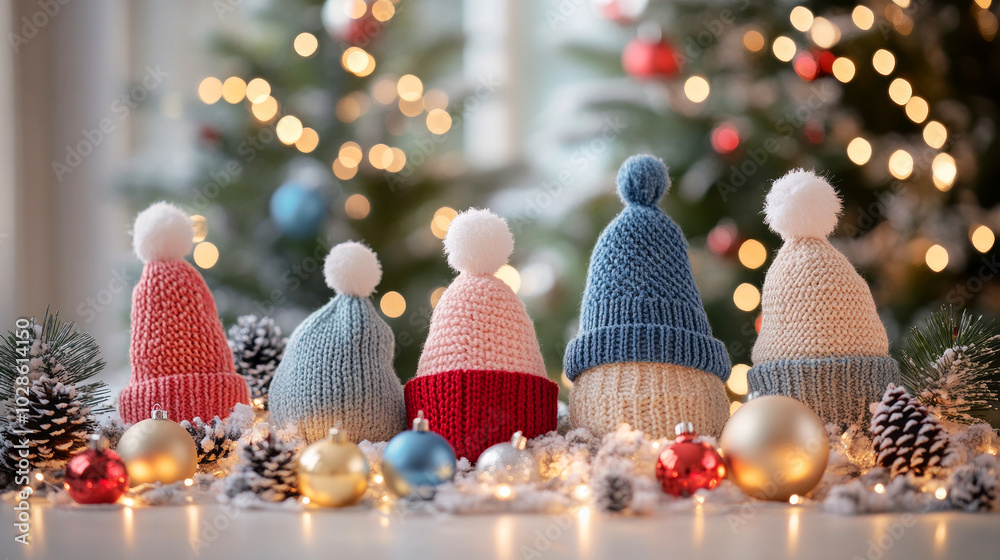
[747,355,900,428]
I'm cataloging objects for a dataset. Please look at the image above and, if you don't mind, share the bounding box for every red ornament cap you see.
[63,434,130,505]
[655,422,727,497]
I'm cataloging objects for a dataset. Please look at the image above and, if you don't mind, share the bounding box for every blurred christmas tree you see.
[123,0,511,377]
[538,0,1000,402]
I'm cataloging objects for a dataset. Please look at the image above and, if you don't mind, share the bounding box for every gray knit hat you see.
[747,170,900,428]
[269,241,406,444]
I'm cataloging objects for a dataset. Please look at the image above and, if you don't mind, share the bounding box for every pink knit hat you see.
[405,209,558,460]
[118,203,250,425]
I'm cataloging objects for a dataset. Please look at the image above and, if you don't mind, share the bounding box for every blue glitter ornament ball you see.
[269,182,327,240]
[381,411,457,499]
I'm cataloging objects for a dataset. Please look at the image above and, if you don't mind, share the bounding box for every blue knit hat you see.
[269,241,406,444]
[563,155,731,382]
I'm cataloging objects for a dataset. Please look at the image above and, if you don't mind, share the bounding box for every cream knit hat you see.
[747,169,900,428]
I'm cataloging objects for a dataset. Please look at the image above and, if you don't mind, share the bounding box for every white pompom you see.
[324,241,382,297]
[132,202,194,263]
[444,208,513,275]
[764,169,843,240]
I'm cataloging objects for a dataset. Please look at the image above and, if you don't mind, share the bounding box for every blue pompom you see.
[616,154,670,206]
[269,182,327,240]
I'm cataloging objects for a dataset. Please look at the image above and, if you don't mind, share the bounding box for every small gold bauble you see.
[719,395,829,501]
[297,428,369,507]
[116,408,197,486]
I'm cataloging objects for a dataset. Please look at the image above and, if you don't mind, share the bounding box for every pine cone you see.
[871,384,953,477]
[227,315,286,409]
[181,416,239,466]
[593,468,634,512]
[225,431,298,502]
[948,455,999,512]
[0,376,93,476]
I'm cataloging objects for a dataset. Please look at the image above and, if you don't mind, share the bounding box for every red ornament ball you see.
[622,38,680,79]
[655,423,727,497]
[64,436,129,504]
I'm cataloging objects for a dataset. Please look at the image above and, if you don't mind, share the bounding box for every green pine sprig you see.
[0,308,110,413]
[896,306,1000,424]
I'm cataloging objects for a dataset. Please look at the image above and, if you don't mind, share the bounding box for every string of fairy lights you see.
[186,0,507,320]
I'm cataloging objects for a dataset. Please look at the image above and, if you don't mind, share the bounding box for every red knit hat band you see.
[404,370,559,460]
[119,370,251,425]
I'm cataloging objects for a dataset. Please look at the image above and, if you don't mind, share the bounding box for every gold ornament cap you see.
[151,405,168,420]
[327,427,348,443]
[87,433,109,451]
[412,410,430,432]
[510,431,527,450]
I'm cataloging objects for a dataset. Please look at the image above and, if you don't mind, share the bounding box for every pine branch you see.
[0,308,110,413]
[895,306,1000,424]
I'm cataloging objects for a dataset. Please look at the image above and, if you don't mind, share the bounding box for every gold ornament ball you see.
[116,409,197,486]
[719,395,829,501]
[297,428,369,507]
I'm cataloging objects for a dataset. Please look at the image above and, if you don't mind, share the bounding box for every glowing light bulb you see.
[872,50,895,75]
[853,5,875,30]
[733,283,761,312]
[789,7,814,32]
[198,77,223,104]
[832,57,855,83]
[727,364,750,394]
[847,137,872,165]
[293,32,318,57]
[379,291,406,318]
[923,121,948,149]
[888,78,912,105]
[743,30,765,52]
[738,239,767,269]
[904,96,928,123]
[684,76,710,103]
[925,244,949,272]
[344,194,370,219]
[887,150,913,180]
[931,153,956,191]
[772,36,797,62]
[970,225,995,253]
[276,115,304,145]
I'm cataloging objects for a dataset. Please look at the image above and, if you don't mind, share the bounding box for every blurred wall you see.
[5,1,132,380]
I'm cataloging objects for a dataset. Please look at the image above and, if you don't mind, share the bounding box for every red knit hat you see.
[405,209,558,460]
[118,203,250,424]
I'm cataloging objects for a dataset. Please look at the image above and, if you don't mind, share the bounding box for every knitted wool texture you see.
[120,205,250,425]
[406,209,558,460]
[269,242,406,444]
[569,362,729,438]
[415,274,547,378]
[747,170,900,428]
[565,155,731,439]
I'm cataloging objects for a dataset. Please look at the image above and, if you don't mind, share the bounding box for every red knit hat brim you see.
[404,370,559,460]
[119,371,250,424]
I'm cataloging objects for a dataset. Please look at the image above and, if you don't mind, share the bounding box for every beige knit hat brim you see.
[568,361,730,439]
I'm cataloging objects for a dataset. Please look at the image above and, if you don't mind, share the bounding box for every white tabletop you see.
[4,500,999,559]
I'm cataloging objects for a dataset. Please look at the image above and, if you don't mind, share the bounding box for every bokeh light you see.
[684,76,710,103]
[888,149,913,179]
[847,137,872,165]
[931,153,956,191]
[495,264,521,293]
[738,239,767,269]
[925,244,949,272]
[970,225,995,253]
[733,283,761,311]
[380,291,406,318]
[198,77,223,104]
[193,242,219,269]
[276,115,304,145]
[344,194,370,219]
[772,36,796,62]
[222,77,246,104]
[294,32,318,57]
